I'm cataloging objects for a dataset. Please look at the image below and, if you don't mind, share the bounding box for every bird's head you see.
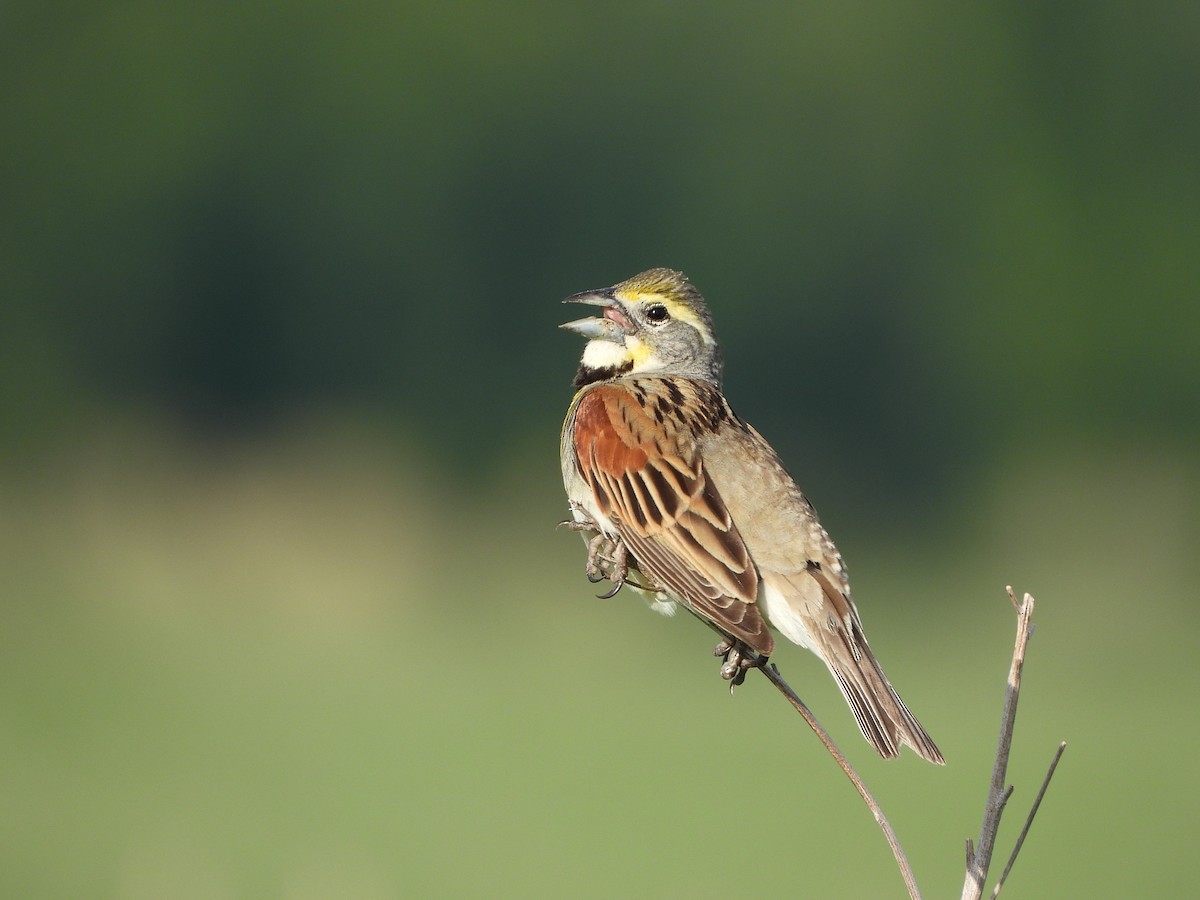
[561,268,722,388]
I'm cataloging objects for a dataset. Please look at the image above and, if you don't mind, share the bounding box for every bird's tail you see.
[829,646,945,765]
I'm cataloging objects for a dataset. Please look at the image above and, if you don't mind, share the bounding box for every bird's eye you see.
[644,304,670,324]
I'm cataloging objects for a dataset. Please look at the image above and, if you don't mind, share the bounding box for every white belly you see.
[758,578,820,651]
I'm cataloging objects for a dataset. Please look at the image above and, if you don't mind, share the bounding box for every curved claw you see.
[595,577,625,599]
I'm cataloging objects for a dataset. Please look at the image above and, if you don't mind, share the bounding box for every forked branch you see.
[961,588,1065,899]
[759,587,1063,900]
[567,527,1064,896]
[989,740,1067,898]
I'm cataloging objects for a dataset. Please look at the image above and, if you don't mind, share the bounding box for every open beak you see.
[560,288,634,341]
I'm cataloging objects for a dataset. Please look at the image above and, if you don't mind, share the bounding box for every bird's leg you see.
[559,502,630,598]
[712,636,735,658]
[558,500,601,534]
[594,538,628,599]
[559,504,610,581]
[584,532,610,583]
[581,530,631,598]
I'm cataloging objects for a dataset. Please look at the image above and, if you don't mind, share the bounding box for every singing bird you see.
[559,268,943,764]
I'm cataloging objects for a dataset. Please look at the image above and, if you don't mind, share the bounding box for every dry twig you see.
[758,663,923,900]
[572,536,1067,896]
[990,741,1067,898]
[961,588,1064,899]
[756,587,1063,899]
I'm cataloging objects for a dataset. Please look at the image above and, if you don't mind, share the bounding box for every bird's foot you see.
[584,532,611,583]
[593,538,629,599]
[713,638,765,692]
[558,500,601,534]
[559,503,631,598]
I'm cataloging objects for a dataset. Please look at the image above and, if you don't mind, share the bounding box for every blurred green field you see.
[4,2,1198,896]
[3,421,1196,898]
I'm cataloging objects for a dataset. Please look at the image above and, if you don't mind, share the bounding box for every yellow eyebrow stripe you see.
[614,291,714,343]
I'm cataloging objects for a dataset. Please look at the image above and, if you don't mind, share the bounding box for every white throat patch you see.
[581,339,631,370]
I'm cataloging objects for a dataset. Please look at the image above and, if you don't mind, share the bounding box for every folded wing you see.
[572,383,773,655]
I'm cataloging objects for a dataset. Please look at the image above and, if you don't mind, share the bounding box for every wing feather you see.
[572,383,773,654]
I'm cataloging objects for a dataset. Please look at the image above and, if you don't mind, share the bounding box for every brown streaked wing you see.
[572,384,773,655]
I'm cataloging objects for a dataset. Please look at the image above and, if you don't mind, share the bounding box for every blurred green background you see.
[2,2,1197,897]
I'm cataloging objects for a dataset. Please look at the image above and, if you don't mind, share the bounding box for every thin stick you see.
[989,741,1067,899]
[759,662,922,900]
[961,588,1036,900]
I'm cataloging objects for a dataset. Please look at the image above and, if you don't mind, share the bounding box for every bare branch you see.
[961,588,1036,900]
[758,663,922,900]
[567,510,1067,895]
[1006,585,1021,611]
[990,741,1067,898]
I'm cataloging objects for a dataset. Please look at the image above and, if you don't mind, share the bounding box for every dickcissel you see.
[559,268,943,764]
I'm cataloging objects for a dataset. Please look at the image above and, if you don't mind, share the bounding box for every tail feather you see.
[831,650,945,765]
[757,569,944,764]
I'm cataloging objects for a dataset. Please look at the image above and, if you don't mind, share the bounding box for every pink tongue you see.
[603,306,633,331]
